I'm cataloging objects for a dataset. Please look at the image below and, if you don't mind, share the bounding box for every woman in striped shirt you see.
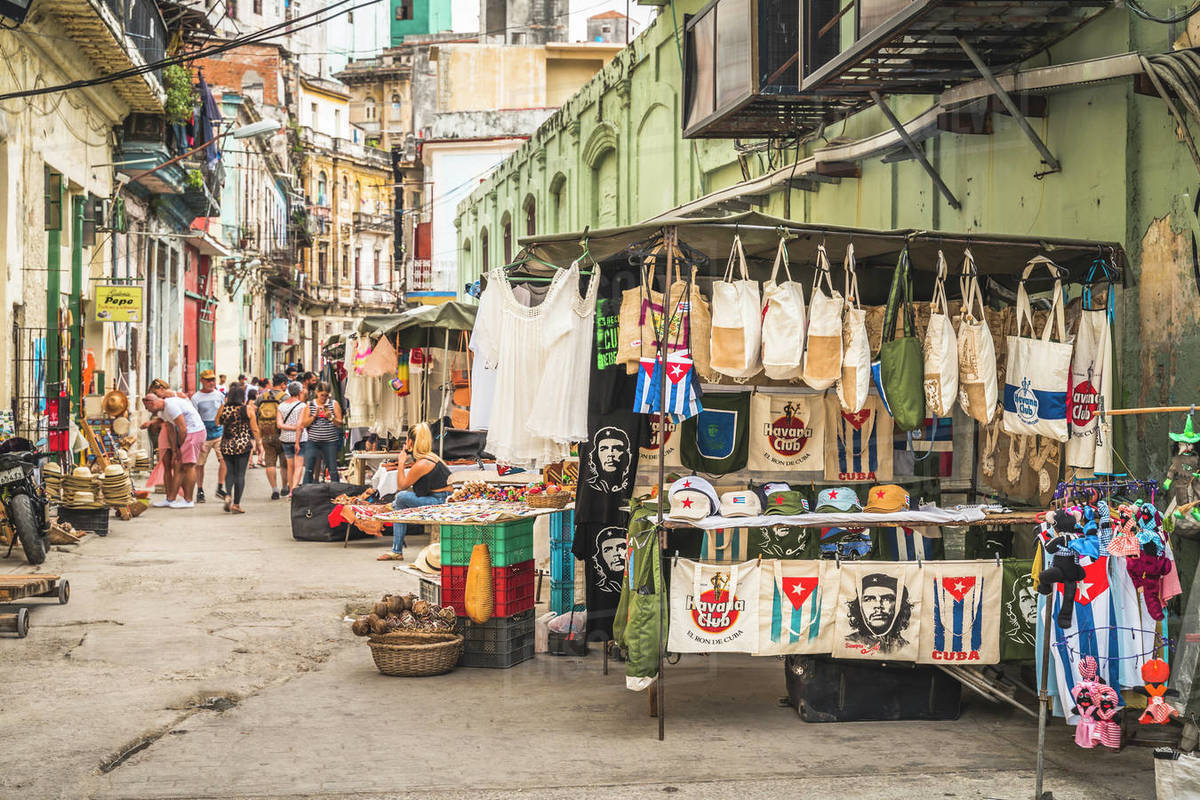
[298,381,344,484]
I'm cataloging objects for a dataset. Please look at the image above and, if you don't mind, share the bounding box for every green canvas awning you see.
[358,302,477,349]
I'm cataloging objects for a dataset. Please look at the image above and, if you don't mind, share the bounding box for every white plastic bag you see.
[710,235,763,379]
[760,237,806,380]
[802,244,844,390]
[837,244,870,413]
[923,250,958,417]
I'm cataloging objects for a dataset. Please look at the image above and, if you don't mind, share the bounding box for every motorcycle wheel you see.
[11,494,46,565]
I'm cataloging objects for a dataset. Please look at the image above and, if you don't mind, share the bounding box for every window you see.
[396,0,412,20]
[502,216,512,264]
[341,245,349,281]
[480,228,489,271]
[354,247,361,287]
[485,0,504,35]
[318,243,328,284]
[364,96,376,120]
[347,10,352,22]
[310,102,318,127]
[523,196,536,236]
[341,175,348,208]
[355,180,362,209]
[334,108,341,135]
[227,0,237,19]
[253,0,261,14]
[316,171,327,206]
[391,93,401,113]
[374,249,382,288]
[601,24,611,33]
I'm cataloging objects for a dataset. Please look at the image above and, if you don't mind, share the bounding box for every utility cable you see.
[1126,0,1200,24]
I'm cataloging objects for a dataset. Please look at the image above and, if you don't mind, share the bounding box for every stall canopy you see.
[359,302,478,348]
[517,211,1125,288]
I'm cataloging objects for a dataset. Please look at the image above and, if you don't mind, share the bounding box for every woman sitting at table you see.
[377,422,452,561]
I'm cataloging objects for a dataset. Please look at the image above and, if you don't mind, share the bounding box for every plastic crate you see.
[441,518,535,567]
[550,579,574,615]
[459,641,534,669]
[417,573,441,606]
[57,507,110,537]
[549,509,575,585]
[461,609,535,656]
[548,508,574,544]
[441,560,535,617]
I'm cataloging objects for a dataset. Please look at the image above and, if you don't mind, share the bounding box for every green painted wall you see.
[391,0,452,45]
[456,3,1200,478]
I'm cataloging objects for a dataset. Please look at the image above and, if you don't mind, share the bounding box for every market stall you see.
[438,210,1200,792]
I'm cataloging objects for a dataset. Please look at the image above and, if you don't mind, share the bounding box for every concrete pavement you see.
[0,467,1155,799]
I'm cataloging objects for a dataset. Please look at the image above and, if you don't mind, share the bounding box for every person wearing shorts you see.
[191,369,227,503]
[277,381,307,498]
[259,373,290,500]
[142,392,206,508]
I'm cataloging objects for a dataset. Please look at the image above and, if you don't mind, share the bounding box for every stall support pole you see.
[655,226,673,742]
[1035,584,1054,800]
[440,328,449,460]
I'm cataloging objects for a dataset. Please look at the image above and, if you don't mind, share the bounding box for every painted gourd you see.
[464,543,494,624]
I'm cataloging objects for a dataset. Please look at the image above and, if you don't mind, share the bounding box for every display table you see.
[657,504,988,530]
[369,463,537,497]
[347,452,402,485]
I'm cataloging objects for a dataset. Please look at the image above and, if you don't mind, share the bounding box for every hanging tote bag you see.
[1002,256,1073,442]
[923,250,959,418]
[667,558,761,654]
[956,249,999,424]
[802,244,845,390]
[877,247,926,432]
[761,236,807,380]
[709,235,763,379]
[756,559,837,656]
[837,244,871,413]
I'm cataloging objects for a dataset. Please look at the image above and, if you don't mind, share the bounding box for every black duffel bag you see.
[290,481,369,542]
[428,416,491,462]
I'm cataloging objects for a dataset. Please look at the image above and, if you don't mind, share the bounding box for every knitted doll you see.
[1037,511,1086,628]
[1134,658,1180,725]
[1094,685,1123,750]
[1070,656,1105,748]
[1126,540,1172,621]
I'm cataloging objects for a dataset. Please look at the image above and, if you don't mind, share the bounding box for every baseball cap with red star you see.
[815,486,863,513]
[667,475,719,521]
[864,484,910,513]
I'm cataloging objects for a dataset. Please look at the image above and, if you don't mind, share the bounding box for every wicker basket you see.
[368,628,454,645]
[368,633,463,676]
[526,491,572,509]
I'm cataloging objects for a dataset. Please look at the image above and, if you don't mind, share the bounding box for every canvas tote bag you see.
[756,559,837,656]
[1066,279,1113,469]
[710,235,763,379]
[760,236,806,381]
[617,247,693,375]
[923,250,959,417]
[1003,257,1072,442]
[838,244,871,413]
[957,249,999,424]
[878,247,926,432]
[802,244,845,390]
[668,558,760,654]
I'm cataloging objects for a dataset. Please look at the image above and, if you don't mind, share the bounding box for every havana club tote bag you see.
[668,558,760,653]
[837,244,871,413]
[756,559,837,656]
[1003,257,1072,442]
[916,560,1002,665]
[923,250,958,418]
[802,244,845,390]
[1065,307,1111,469]
[748,392,824,471]
[761,237,806,381]
[710,235,762,379]
[956,249,998,424]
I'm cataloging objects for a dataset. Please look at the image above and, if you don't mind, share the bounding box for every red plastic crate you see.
[441,560,535,618]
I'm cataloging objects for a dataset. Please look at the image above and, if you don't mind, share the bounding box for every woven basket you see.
[368,633,463,677]
[368,628,454,645]
[526,491,571,509]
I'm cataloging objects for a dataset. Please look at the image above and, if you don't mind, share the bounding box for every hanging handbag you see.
[760,236,806,380]
[667,558,761,654]
[1003,256,1073,442]
[956,249,999,424]
[1066,269,1114,470]
[803,244,844,390]
[709,235,763,379]
[923,250,959,417]
[877,247,925,432]
[838,244,871,413]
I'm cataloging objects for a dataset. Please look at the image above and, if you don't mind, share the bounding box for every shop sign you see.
[94,285,143,323]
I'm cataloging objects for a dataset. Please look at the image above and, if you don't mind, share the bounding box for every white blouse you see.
[528,261,598,445]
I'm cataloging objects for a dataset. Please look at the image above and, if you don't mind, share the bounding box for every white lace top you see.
[528,261,599,446]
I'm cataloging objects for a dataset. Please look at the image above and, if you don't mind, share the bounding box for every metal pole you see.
[656,226,672,742]
[440,327,448,460]
[70,197,85,417]
[1035,583,1054,800]
[869,90,962,210]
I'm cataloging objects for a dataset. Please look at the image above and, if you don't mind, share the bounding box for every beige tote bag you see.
[802,244,844,390]
[923,250,959,417]
[956,249,998,424]
[761,237,807,381]
[710,235,763,379]
[837,244,870,413]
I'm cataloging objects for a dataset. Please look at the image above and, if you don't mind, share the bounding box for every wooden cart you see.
[0,574,69,638]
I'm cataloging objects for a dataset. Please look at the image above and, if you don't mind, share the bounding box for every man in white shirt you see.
[142,393,207,508]
[191,369,227,503]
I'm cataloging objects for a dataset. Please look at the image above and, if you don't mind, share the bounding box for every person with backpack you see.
[258,372,290,500]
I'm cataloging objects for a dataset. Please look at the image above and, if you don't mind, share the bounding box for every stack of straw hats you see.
[102,464,133,507]
[43,461,63,502]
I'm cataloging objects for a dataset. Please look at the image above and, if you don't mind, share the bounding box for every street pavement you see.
[0,467,1156,800]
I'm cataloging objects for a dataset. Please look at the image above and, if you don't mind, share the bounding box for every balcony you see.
[682,0,1112,139]
[39,0,167,113]
[115,114,186,194]
[408,258,433,292]
[353,211,392,233]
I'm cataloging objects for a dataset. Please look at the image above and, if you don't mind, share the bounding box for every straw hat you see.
[72,491,95,505]
[410,543,442,575]
[112,417,131,436]
[72,467,93,480]
[43,461,62,475]
[104,464,126,477]
[102,390,129,418]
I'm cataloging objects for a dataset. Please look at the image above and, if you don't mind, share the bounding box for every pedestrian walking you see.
[276,381,307,497]
[142,389,206,508]
[191,369,227,503]
[299,381,343,484]
[377,423,451,561]
[216,382,262,514]
[258,373,290,500]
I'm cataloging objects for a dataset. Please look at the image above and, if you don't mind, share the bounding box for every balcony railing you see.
[353,211,392,233]
[103,0,167,85]
[408,258,433,292]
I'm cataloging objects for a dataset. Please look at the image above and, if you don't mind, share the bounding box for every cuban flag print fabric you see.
[756,560,836,656]
[633,355,701,423]
[823,391,894,483]
[917,561,1002,665]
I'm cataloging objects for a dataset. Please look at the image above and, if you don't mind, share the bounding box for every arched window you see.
[391,93,401,113]
[501,212,512,264]
[355,180,362,210]
[317,171,327,206]
[523,194,536,237]
[364,95,376,121]
[341,175,348,208]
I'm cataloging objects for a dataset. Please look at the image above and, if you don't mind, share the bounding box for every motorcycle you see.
[0,438,51,565]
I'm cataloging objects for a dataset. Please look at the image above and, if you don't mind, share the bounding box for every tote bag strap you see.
[813,244,835,296]
[1017,256,1066,341]
[960,248,986,323]
[725,235,750,282]
[843,243,861,308]
[881,247,915,343]
[931,250,949,315]
[769,236,793,285]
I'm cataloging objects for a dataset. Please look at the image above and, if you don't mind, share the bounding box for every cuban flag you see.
[758,561,834,655]
[933,576,984,656]
[633,355,701,423]
[881,526,939,561]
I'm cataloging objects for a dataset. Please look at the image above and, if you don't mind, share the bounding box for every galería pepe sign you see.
[94,285,143,323]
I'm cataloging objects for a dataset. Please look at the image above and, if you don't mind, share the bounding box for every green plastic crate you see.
[441,518,535,567]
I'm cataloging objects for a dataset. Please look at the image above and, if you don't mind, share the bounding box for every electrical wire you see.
[1126,0,1200,24]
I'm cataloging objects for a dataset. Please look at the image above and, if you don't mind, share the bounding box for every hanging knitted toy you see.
[1134,658,1180,725]
[1069,655,1105,749]
[1093,685,1123,750]
[1036,512,1086,628]
[1126,540,1172,621]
